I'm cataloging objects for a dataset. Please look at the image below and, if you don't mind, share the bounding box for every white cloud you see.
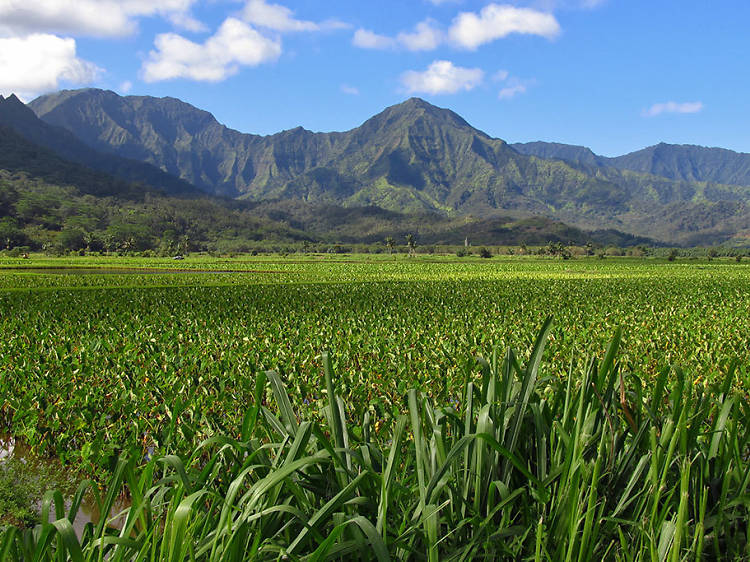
[241,0,348,33]
[356,5,559,53]
[397,20,443,51]
[355,20,443,52]
[0,0,202,37]
[141,17,281,83]
[499,83,527,99]
[643,101,704,117]
[492,69,510,81]
[0,33,100,100]
[494,72,533,99]
[449,4,560,49]
[341,84,359,95]
[401,60,483,95]
[119,80,133,94]
[242,0,317,32]
[353,28,396,49]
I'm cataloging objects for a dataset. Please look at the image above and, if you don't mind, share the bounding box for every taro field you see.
[1,255,749,472]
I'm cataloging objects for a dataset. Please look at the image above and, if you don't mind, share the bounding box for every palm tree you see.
[405,233,417,256]
[385,236,395,254]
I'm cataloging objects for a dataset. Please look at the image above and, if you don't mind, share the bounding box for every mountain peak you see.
[389,97,456,117]
[358,96,492,141]
[0,93,41,125]
[400,97,435,109]
[2,93,26,106]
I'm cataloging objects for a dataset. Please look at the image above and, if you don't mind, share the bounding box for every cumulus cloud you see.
[340,84,359,95]
[493,69,510,81]
[397,20,443,51]
[0,33,100,99]
[0,0,202,37]
[242,0,347,33]
[141,17,281,83]
[401,60,483,95]
[494,72,533,99]
[498,83,527,99]
[355,6,558,53]
[353,28,396,49]
[643,101,704,117]
[449,4,560,49]
[242,0,317,32]
[355,19,443,52]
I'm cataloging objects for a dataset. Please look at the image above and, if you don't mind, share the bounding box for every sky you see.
[0,0,748,156]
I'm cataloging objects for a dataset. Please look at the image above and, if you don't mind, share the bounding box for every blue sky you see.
[0,1,747,156]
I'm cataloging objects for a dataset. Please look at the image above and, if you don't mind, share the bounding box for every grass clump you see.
[0,460,39,529]
[1,318,749,560]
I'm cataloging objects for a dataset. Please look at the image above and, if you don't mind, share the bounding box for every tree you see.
[0,218,25,249]
[548,241,571,260]
[58,228,86,251]
[479,247,492,258]
[405,233,417,256]
[385,236,395,254]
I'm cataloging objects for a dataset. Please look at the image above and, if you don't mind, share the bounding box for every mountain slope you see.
[1,108,650,251]
[27,89,750,244]
[608,143,750,186]
[0,94,200,196]
[512,140,750,187]
[29,90,631,215]
[512,141,605,167]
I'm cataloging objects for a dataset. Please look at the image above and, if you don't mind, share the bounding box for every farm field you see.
[1,254,749,560]
[1,255,748,461]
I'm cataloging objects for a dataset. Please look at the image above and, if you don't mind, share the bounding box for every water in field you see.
[0,434,129,537]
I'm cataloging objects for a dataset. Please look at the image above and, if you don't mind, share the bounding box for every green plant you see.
[0,462,38,529]
[2,319,748,560]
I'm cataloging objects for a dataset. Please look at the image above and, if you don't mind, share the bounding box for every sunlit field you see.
[1,254,749,560]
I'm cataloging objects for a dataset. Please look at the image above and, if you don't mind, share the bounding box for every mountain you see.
[0,107,646,252]
[512,141,605,167]
[27,89,750,245]
[28,89,639,217]
[608,143,750,186]
[0,123,150,199]
[513,140,750,187]
[0,94,200,196]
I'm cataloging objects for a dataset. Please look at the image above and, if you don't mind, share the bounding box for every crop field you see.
[1,255,749,560]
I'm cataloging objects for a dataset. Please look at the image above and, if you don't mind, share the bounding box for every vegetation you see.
[26,89,750,245]
[2,86,749,559]
[0,166,657,254]
[1,319,748,560]
[0,462,38,528]
[1,256,749,473]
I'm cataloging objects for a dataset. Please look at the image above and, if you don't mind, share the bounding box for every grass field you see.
[1,254,749,559]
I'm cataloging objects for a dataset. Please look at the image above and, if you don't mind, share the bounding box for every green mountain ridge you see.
[25,89,750,245]
[0,94,201,197]
[2,102,647,251]
[513,140,750,187]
